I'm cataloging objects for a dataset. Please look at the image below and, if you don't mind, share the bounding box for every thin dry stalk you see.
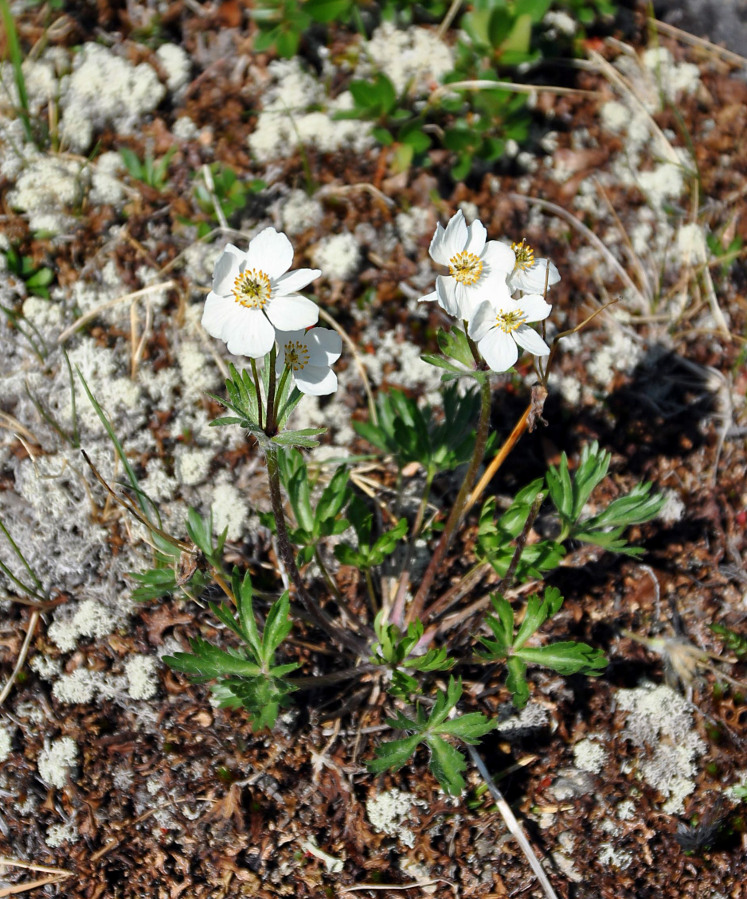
[0,610,40,706]
[318,307,377,423]
[341,879,456,894]
[56,281,176,344]
[0,858,72,898]
[430,79,598,101]
[508,193,648,311]
[200,163,229,230]
[129,290,153,377]
[583,48,681,167]
[0,412,42,448]
[467,745,561,899]
[651,18,747,69]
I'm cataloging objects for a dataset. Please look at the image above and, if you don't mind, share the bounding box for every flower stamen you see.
[282,339,311,371]
[511,239,535,273]
[495,309,527,334]
[449,250,483,286]
[233,269,272,309]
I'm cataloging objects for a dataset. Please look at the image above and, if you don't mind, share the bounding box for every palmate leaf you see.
[368,677,495,795]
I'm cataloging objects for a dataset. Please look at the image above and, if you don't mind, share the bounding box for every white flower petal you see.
[212,245,244,295]
[245,227,294,278]
[441,210,468,258]
[267,294,319,330]
[418,289,439,304]
[428,222,450,266]
[518,294,552,322]
[464,219,487,255]
[466,275,513,307]
[512,258,560,294]
[202,291,237,340]
[468,301,496,341]
[295,365,338,396]
[479,329,518,372]
[513,325,550,357]
[307,328,342,364]
[435,276,461,317]
[225,309,276,358]
[274,267,321,295]
[481,240,515,277]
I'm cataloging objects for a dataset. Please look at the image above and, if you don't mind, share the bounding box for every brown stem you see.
[405,375,492,626]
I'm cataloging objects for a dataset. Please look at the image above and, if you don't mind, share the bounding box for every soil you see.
[0,2,745,898]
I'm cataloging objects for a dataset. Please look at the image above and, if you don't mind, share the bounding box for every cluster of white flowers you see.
[418,210,560,372]
[202,228,342,396]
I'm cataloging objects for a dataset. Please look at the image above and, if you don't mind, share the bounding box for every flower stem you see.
[405,375,492,626]
[265,347,278,435]
[265,447,367,656]
[250,357,264,428]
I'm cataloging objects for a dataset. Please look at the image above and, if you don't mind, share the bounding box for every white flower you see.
[508,239,561,295]
[202,228,320,358]
[469,294,552,372]
[276,328,342,396]
[418,210,516,321]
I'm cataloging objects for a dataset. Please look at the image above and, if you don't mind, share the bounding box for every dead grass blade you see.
[467,745,561,899]
[0,858,73,897]
[0,610,40,707]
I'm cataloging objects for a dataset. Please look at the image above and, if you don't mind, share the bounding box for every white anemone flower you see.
[275,328,342,396]
[202,228,321,358]
[418,210,516,322]
[469,294,552,372]
[508,238,560,295]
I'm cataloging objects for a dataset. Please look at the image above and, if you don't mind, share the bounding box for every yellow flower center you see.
[449,250,483,286]
[495,309,527,334]
[283,339,310,371]
[511,239,535,273]
[233,269,271,309]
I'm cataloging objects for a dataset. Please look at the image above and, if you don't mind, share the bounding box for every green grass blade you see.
[76,366,156,524]
[0,0,33,143]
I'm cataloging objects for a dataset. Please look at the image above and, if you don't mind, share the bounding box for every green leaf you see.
[505,656,529,708]
[130,567,177,602]
[262,591,293,660]
[316,465,351,525]
[437,712,495,743]
[515,642,607,676]
[164,638,262,679]
[514,587,563,649]
[710,622,747,660]
[426,734,467,795]
[367,733,423,774]
[437,325,474,368]
[272,427,325,448]
[234,569,262,656]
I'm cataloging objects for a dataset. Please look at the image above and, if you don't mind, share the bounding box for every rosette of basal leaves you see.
[476,481,564,580]
[371,613,455,700]
[334,494,407,572]
[368,677,495,796]
[210,362,325,450]
[163,570,298,731]
[477,589,607,709]
[266,448,352,565]
[545,442,665,555]
[354,383,492,480]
